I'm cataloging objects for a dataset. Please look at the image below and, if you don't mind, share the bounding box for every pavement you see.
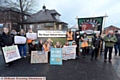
[0,52,120,80]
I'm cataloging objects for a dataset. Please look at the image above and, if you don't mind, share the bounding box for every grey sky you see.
[35,0,120,28]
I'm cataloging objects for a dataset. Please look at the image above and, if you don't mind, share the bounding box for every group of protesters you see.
[0,27,119,67]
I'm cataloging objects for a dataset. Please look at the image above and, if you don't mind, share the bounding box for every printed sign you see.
[31,51,48,63]
[62,46,77,60]
[37,30,66,37]
[2,45,21,63]
[26,33,37,40]
[50,48,62,65]
[14,36,26,44]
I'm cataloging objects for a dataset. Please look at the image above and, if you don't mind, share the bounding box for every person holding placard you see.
[30,40,38,51]
[27,28,33,55]
[37,39,43,51]
[0,27,13,66]
[54,41,62,48]
[11,29,18,45]
[18,29,27,58]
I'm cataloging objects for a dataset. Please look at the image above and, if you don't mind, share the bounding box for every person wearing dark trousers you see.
[27,28,33,55]
[75,30,80,57]
[114,30,120,56]
[0,27,13,67]
[18,29,27,58]
[103,30,117,63]
[91,33,101,60]
[81,39,88,58]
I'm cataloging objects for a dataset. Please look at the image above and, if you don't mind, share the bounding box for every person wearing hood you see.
[103,30,117,63]
[0,27,13,67]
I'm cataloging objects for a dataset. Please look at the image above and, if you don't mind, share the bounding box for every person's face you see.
[96,33,99,37]
[29,29,32,33]
[56,42,60,45]
[84,34,86,36]
[4,28,9,34]
[21,30,24,34]
[39,39,42,43]
[76,31,79,34]
[66,42,69,45]
[32,41,36,45]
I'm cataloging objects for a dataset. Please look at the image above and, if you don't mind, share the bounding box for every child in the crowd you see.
[81,39,88,58]
[37,39,43,51]
[54,41,62,48]
[72,41,77,46]
[30,40,38,51]
[72,41,78,59]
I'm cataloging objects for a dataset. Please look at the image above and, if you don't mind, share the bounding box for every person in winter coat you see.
[30,40,38,51]
[18,29,27,58]
[75,30,80,57]
[91,33,101,60]
[103,30,117,63]
[0,27,13,67]
[114,30,120,56]
[37,39,43,51]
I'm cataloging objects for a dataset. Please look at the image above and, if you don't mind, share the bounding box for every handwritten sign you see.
[14,36,26,44]
[50,48,62,65]
[31,51,48,63]
[2,45,21,63]
[26,33,37,40]
[62,46,77,60]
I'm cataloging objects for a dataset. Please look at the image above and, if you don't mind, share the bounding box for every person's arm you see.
[0,35,5,47]
[110,35,117,43]
[103,36,109,42]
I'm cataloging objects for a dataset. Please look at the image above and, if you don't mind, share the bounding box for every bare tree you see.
[6,0,36,29]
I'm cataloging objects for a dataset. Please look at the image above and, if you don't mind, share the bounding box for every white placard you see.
[37,30,67,37]
[14,36,26,44]
[62,46,77,60]
[26,33,37,40]
[2,45,21,63]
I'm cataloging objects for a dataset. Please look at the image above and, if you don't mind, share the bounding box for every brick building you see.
[104,25,120,34]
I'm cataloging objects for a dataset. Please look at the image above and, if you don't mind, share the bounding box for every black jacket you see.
[30,44,38,51]
[0,32,13,47]
[37,42,43,51]
[92,36,101,49]
[115,34,120,45]
[75,33,80,42]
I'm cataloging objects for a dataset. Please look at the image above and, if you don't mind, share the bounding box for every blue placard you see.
[50,48,62,65]
[69,41,72,45]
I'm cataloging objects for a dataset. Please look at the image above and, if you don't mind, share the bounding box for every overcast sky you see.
[35,0,120,28]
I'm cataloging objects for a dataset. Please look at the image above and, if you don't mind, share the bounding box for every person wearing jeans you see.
[103,30,117,63]
[114,30,120,56]
[18,29,27,58]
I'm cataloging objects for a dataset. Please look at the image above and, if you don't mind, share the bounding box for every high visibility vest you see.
[27,39,32,43]
[67,32,73,41]
[43,44,50,52]
[81,42,88,48]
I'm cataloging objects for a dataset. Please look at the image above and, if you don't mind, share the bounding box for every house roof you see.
[104,25,120,30]
[0,6,30,15]
[25,6,67,24]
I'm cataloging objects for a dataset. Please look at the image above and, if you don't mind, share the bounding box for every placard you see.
[2,45,21,63]
[50,48,62,65]
[26,33,37,40]
[62,46,77,60]
[14,36,26,44]
[31,51,48,63]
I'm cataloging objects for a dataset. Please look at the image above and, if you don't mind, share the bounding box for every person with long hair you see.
[37,39,43,51]
[54,41,62,48]
[0,27,13,66]
[18,29,27,58]
[91,33,101,60]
